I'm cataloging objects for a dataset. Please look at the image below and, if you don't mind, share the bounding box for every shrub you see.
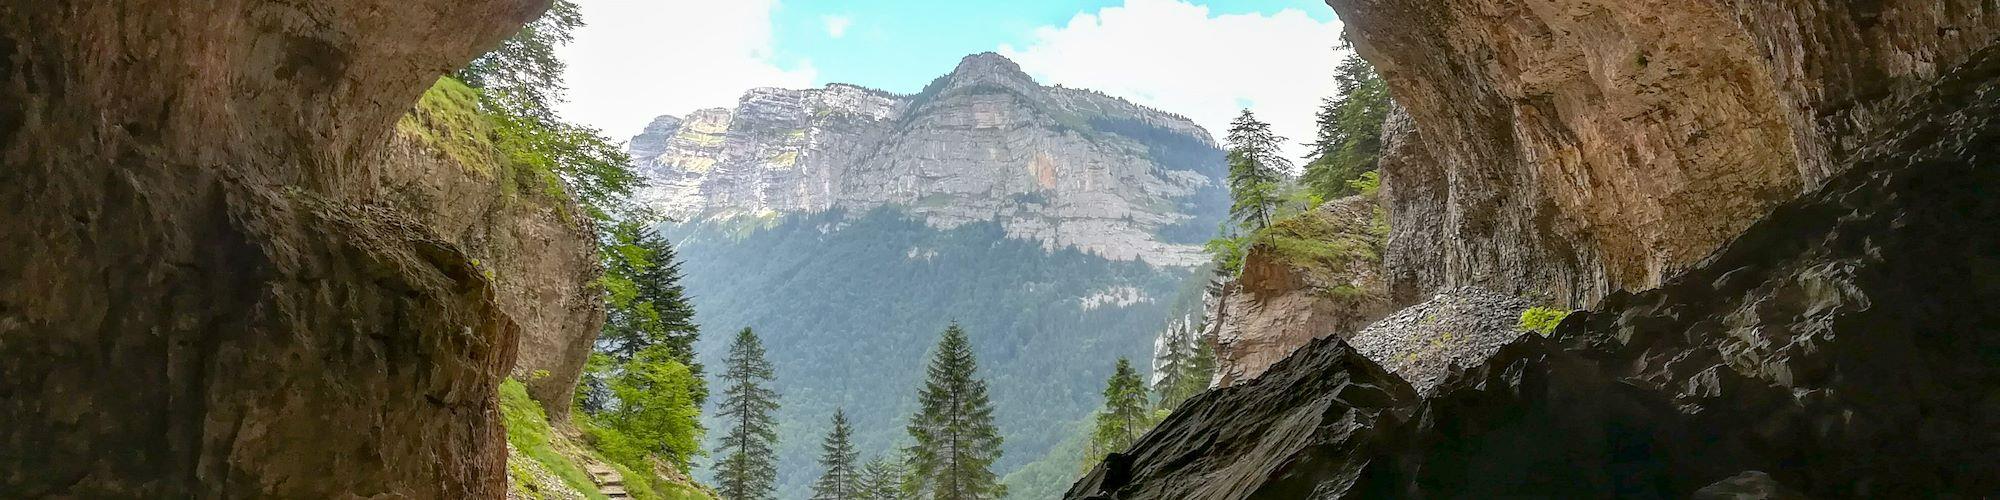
[1517,306,1571,336]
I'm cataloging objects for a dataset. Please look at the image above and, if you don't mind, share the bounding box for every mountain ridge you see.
[629,52,1228,267]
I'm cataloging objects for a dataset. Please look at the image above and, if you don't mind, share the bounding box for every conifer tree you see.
[1088,358,1152,458]
[857,455,911,500]
[1225,109,1290,232]
[714,328,780,500]
[1301,51,1391,201]
[906,323,1006,500]
[812,409,862,500]
[1176,330,1218,401]
[1152,320,1194,410]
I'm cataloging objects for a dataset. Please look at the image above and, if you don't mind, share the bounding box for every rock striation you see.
[1070,43,2000,499]
[1340,0,2000,307]
[0,0,555,496]
[630,53,1227,267]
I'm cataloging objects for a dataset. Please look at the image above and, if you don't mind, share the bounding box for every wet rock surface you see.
[1070,46,2000,499]
[0,0,547,496]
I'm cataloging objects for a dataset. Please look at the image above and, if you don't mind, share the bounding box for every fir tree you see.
[1301,51,1391,201]
[1224,109,1290,232]
[714,328,780,500]
[1176,329,1218,401]
[857,455,911,500]
[812,409,862,500]
[906,323,1006,500]
[1152,319,1193,410]
[1088,358,1152,458]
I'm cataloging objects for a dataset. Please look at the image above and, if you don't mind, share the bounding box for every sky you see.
[556,0,1347,159]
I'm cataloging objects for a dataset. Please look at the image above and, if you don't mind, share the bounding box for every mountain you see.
[630,52,1227,267]
[628,53,1226,497]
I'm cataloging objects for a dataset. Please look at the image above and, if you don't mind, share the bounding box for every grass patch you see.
[397,77,501,175]
[500,378,608,499]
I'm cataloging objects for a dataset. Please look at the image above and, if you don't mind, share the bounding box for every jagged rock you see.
[1693,472,1806,500]
[1340,0,2000,307]
[1069,335,1418,499]
[630,52,1227,267]
[1344,287,1532,395]
[1068,46,2000,498]
[1212,196,1393,386]
[0,0,548,496]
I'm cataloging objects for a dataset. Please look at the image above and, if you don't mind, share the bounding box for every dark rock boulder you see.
[1068,46,2000,499]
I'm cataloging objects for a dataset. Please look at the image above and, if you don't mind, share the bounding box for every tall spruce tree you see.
[1224,109,1290,232]
[714,328,780,500]
[906,323,1006,500]
[1088,358,1152,458]
[1301,51,1391,200]
[812,409,862,500]
[1152,317,1208,411]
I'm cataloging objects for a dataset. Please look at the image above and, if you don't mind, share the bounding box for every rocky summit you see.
[628,52,1227,267]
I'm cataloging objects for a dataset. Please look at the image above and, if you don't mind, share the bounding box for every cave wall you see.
[0,0,549,496]
[1072,42,2000,500]
[1340,0,2000,307]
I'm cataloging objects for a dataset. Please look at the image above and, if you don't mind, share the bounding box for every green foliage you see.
[398,78,499,174]
[599,224,704,376]
[1348,170,1382,198]
[1203,232,1251,276]
[1300,52,1392,201]
[1153,318,1215,412]
[1518,307,1572,336]
[1086,359,1152,463]
[811,410,862,500]
[857,455,913,500]
[715,328,782,500]
[595,346,705,468]
[501,378,608,498]
[907,324,1007,500]
[1224,109,1290,233]
[456,0,580,120]
[668,208,1185,497]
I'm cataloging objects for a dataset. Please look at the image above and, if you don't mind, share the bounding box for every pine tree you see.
[1225,109,1290,232]
[1301,51,1391,200]
[812,409,862,500]
[857,455,911,500]
[906,323,1006,500]
[714,328,780,500]
[1176,329,1218,401]
[589,225,707,414]
[1089,358,1152,457]
[1151,319,1196,411]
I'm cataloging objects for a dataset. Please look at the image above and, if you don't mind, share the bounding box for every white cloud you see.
[558,0,816,141]
[1000,0,1346,163]
[823,15,853,39]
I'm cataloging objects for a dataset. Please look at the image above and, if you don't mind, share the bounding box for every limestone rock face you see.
[1210,196,1393,386]
[1069,46,2000,499]
[631,53,1227,267]
[377,120,603,423]
[0,0,548,496]
[1339,0,2000,307]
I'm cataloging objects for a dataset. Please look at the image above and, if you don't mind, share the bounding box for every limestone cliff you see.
[630,53,1227,267]
[1071,43,2000,498]
[1208,195,1392,386]
[383,79,604,423]
[0,0,556,496]
[1342,0,2000,307]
